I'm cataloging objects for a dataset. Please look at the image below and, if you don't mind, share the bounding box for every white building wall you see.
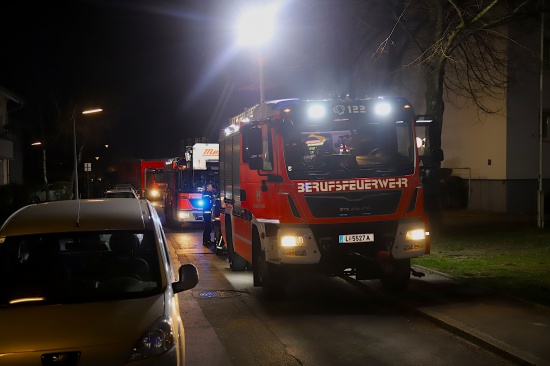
[442,98,507,179]
[441,95,508,211]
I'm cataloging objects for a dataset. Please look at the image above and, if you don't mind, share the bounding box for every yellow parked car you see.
[0,198,198,365]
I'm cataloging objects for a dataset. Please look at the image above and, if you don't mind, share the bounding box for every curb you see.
[414,306,540,366]
[411,265,545,365]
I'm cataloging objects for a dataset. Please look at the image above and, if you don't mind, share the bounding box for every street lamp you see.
[236,5,277,103]
[31,141,49,201]
[74,108,103,199]
[538,10,546,228]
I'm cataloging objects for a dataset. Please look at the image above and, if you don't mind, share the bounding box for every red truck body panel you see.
[116,159,167,200]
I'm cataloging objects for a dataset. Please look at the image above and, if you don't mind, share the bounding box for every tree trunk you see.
[423,60,446,235]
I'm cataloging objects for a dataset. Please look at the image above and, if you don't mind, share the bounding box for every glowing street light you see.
[236,6,275,47]
[82,108,103,115]
[236,5,278,103]
[74,108,103,199]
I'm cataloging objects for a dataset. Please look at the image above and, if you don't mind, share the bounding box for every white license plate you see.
[339,233,374,243]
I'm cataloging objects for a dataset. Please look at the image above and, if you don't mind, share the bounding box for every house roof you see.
[0,85,24,106]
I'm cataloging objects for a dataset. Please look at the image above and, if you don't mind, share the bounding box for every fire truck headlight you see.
[405,229,426,241]
[307,104,326,119]
[374,102,391,116]
[178,211,190,219]
[151,189,159,197]
[281,235,305,247]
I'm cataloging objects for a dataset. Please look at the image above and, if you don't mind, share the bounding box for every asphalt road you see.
[165,225,516,366]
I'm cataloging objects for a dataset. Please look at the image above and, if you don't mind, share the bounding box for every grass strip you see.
[412,227,550,307]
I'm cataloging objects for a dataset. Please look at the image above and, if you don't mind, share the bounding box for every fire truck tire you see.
[230,247,247,271]
[379,258,411,293]
[226,229,247,271]
[257,251,285,299]
[252,234,285,298]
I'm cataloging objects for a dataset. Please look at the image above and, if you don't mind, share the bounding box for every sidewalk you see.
[413,210,550,366]
[409,266,550,365]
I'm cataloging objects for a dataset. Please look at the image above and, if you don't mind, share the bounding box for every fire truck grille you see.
[310,221,398,248]
[309,221,400,271]
[305,190,402,218]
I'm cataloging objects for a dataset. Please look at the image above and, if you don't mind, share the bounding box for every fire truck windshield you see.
[146,170,165,186]
[283,121,414,180]
[178,170,218,193]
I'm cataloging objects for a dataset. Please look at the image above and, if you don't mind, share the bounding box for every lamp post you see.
[538,10,545,228]
[31,141,49,201]
[74,108,103,200]
[236,5,276,104]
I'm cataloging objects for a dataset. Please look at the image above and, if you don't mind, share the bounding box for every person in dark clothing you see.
[202,183,215,245]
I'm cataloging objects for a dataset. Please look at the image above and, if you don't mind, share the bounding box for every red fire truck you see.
[116,159,167,200]
[219,97,431,297]
[164,143,219,227]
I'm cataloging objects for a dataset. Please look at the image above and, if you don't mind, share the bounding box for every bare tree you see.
[283,0,542,225]
[377,0,542,224]
[383,1,540,146]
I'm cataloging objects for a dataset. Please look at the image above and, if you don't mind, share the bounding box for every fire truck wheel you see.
[258,253,285,300]
[227,231,247,271]
[379,258,410,293]
[253,241,286,299]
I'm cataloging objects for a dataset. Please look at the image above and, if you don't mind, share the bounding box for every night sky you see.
[2,0,369,186]
[1,1,324,164]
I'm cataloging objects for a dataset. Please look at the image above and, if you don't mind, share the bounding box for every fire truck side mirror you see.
[247,127,263,156]
[415,114,444,167]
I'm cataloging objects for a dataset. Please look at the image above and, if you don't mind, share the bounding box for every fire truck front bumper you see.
[176,209,206,223]
[390,218,429,259]
[269,226,322,265]
[268,219,429,266]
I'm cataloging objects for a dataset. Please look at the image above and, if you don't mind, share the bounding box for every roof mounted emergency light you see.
[224,124,240,137]
[307,104,326,119]
[374,102,391,116]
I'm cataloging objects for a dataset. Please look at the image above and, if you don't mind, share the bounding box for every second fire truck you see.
[164,143,219,227]
[115,159,167,200]
[219,96,431,297]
